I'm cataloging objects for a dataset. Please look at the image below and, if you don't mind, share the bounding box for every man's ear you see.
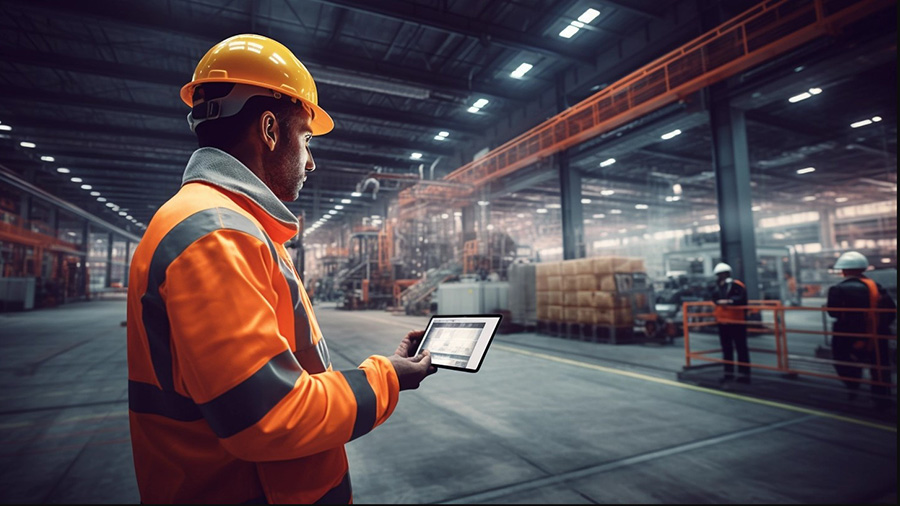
[259,111,278,151]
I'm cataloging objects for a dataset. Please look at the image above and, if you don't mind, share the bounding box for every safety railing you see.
[683,301,897,391]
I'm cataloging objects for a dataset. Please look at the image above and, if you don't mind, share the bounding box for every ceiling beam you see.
[6,116,456,159]
[310,0,594,65]
[5,1,526,102]
[600,0,667,20]
[0,85,485,137]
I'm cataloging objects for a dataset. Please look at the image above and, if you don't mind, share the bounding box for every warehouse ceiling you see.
[0,0,896,243]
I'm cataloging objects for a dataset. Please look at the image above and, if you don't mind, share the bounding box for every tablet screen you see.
[415,314,502,372]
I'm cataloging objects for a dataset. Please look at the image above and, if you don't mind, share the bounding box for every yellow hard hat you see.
[181,34,334,135]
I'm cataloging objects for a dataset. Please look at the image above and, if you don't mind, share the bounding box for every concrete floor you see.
[0,296,895,504]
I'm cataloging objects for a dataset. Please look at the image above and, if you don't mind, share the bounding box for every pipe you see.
[357,178,380,200]
[429,157,442,180]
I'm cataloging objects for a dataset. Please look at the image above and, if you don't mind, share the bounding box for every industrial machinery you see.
[337,225,395,310]
[652,273,717,339]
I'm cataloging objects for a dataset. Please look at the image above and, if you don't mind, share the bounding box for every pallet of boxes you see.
[536,256,645,344]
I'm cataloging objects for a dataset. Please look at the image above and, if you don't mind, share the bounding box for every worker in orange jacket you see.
[126,34,436,504]
[711,262,750,384]
[826,251,895,408]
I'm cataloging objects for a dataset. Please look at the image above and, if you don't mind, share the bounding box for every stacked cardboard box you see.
[535,256,646,327]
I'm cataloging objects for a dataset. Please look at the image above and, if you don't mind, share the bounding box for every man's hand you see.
[388,329,437,391]
[716,299,731,305]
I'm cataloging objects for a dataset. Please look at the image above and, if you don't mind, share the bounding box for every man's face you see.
[716,272,730,284]
[268,112,316,201]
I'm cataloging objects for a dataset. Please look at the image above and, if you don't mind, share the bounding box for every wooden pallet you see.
[537,320,635,344]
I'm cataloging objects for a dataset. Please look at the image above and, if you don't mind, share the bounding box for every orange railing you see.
[683,301,897,391]
[396,0,894,215]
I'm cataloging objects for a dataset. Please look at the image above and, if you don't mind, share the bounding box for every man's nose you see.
[306,146,316,172]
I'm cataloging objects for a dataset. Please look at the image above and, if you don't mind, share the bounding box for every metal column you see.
[558,151,585,260]
[709,83,759,300]
[106,231,113,289]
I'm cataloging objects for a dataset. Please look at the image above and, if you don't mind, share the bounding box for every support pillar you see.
[106,232,113,289]
[819,209,836,251]
[709,83,759,300]
[558,151,585,260]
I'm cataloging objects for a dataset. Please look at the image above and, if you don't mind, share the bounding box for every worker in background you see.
[711,262,750,384]
[826,251,895,409]
[126,34,436,504]
[784,271,798,306]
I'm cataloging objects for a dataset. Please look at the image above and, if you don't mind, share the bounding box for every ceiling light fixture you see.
[599,158,616,167]
[56,167,70,174]
[577,8,601,23]
[788,87,822,103]
[468,98,489,114]
[41,156,55,162]
[0,125,11,131]
[20,141,36,148]
[510,63,533,79]
[410,152,423,160]
[340,199,352,204]
[660,129,682,140]
[796,167,816,174]
[850,115,882,128]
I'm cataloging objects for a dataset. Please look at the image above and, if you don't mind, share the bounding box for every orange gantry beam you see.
[397,0,894,213]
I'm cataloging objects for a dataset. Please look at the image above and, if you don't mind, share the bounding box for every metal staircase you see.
[399,259,463,315]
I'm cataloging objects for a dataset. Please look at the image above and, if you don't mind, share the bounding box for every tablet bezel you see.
[414,314,502,373]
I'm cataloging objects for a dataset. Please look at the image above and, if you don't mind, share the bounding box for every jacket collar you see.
[182,147,299,243]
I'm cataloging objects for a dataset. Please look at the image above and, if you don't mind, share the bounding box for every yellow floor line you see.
[493,344,896,433]
[322,310,895,432]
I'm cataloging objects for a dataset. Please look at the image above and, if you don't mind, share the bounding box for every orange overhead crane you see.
[397,0,893,215]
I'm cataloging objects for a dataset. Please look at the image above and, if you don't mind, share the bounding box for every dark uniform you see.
[827,275,896,400]
[713,278,750,380]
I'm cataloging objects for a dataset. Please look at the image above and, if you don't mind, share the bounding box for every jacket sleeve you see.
[162,229,400,462]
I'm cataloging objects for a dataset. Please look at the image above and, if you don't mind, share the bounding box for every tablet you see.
[414,314,502,373]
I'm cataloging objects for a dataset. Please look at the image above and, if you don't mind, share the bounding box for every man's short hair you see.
[193,83,310,149]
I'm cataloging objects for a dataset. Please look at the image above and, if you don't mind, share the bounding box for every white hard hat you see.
[713,262,732,275]
[833,251,869,270]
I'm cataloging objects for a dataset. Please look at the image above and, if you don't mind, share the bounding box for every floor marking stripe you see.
[442,415,817,504]
[494,344,896,432]
[320,311,894,432]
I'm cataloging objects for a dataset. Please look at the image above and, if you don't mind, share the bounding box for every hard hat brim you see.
[181,79,334,136]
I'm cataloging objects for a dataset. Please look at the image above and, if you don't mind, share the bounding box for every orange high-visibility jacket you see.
[127,147,400,504]
[713,278,747,323]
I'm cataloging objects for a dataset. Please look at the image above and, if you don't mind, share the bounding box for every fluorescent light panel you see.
[510,63,533,79]
[660,129,682,140]
[788,87,822,103]
[577,8,600,23]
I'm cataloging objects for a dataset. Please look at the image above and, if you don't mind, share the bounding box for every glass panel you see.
[88,230,108,291]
